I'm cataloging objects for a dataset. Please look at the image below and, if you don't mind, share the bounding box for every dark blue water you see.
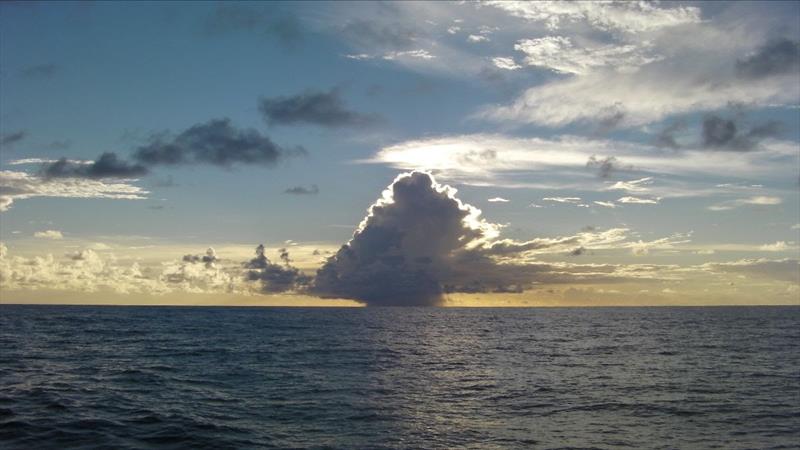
[1,306,798,449]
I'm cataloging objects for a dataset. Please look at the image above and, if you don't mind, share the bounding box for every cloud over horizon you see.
[310,172,699,305]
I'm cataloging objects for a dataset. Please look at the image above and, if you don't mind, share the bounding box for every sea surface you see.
[0,305,798,449]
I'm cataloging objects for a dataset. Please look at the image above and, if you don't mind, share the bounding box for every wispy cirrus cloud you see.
[708,196,783,211]
[364,134,799,199]
[483,1,701,34]
[0,170,148,212]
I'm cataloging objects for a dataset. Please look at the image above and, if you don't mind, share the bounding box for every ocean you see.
[0,305,798,449]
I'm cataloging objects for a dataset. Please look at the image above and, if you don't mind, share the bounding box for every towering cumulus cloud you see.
[313,171,503,306]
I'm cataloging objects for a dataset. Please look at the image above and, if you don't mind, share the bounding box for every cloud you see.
[0,170,148,212]
[708,196,782,211]
[487,197,509,203]
[702,258,800,283]
[34,230,63,240]
[492,57,522,70]
[759,241,792,252]
[586,155,632,178]
[9,158,92,166]
[569,246,586,256]
[203,4,302,44]
[467,34,489,43]
[245,244,311,293]
[701,115,782,151]
[478,63,799,128]
[284,185,319,195]
[1,244,171,295]
[369,134,799,189]
[654,120,688,149]
[478,21,800,130]
[20,63,58,79]
[311,172,501,305]
[606,177,653,193]
[382,49,435,60]
[182,248,219,268]
[42,153,148,179]
[484,1,701,33]
[365,133,798,208]
[1,131,27,148]
[35,119,303,183]
[593,201,617,208]
[259,89,381,128]
[628,233,691,255]
[617,196,659,205]
[339,19,419,50]
[543,197,581,204]
[135,119,304,167]
[513,36,662,75]
[311,172,654,305]
[736,38,800,80]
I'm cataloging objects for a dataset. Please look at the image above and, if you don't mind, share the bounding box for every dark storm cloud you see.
[0,131,26,148]
[245,244,311,293]
[284,185,319,195]
[585,155,632,178]
[701,115,782,151]
[134,119,305,167]
[259,89,382,128]
[340,19,418,49]
[203,4,302,45]
[20,63,57,79]
[736,38,800,79]
[42,153,148,179]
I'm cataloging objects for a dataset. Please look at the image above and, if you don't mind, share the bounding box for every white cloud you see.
[8,158,93,166]
[792,224,800,230]
[606,177,653,193]
[543,197,581,204]
[366,134,799,195]
[447,26,461,34]
[708,196,783,211]
[344,53,372,60]
[759,241,792,252]
[701,258,800,283]
[34,230,64,240]
[492,57,522,70]
[628,232,691,255]
[618,196,660,205]
[0,170,148,212]
[484,1,701,33]
[514,36,662,74]
[593,201,617,208]
[467,34,489,43]
[383,49,435,60]
[479,65,800,127]
[488,197,510,203]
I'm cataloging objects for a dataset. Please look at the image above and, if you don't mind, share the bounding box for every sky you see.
[0,1,798,307]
